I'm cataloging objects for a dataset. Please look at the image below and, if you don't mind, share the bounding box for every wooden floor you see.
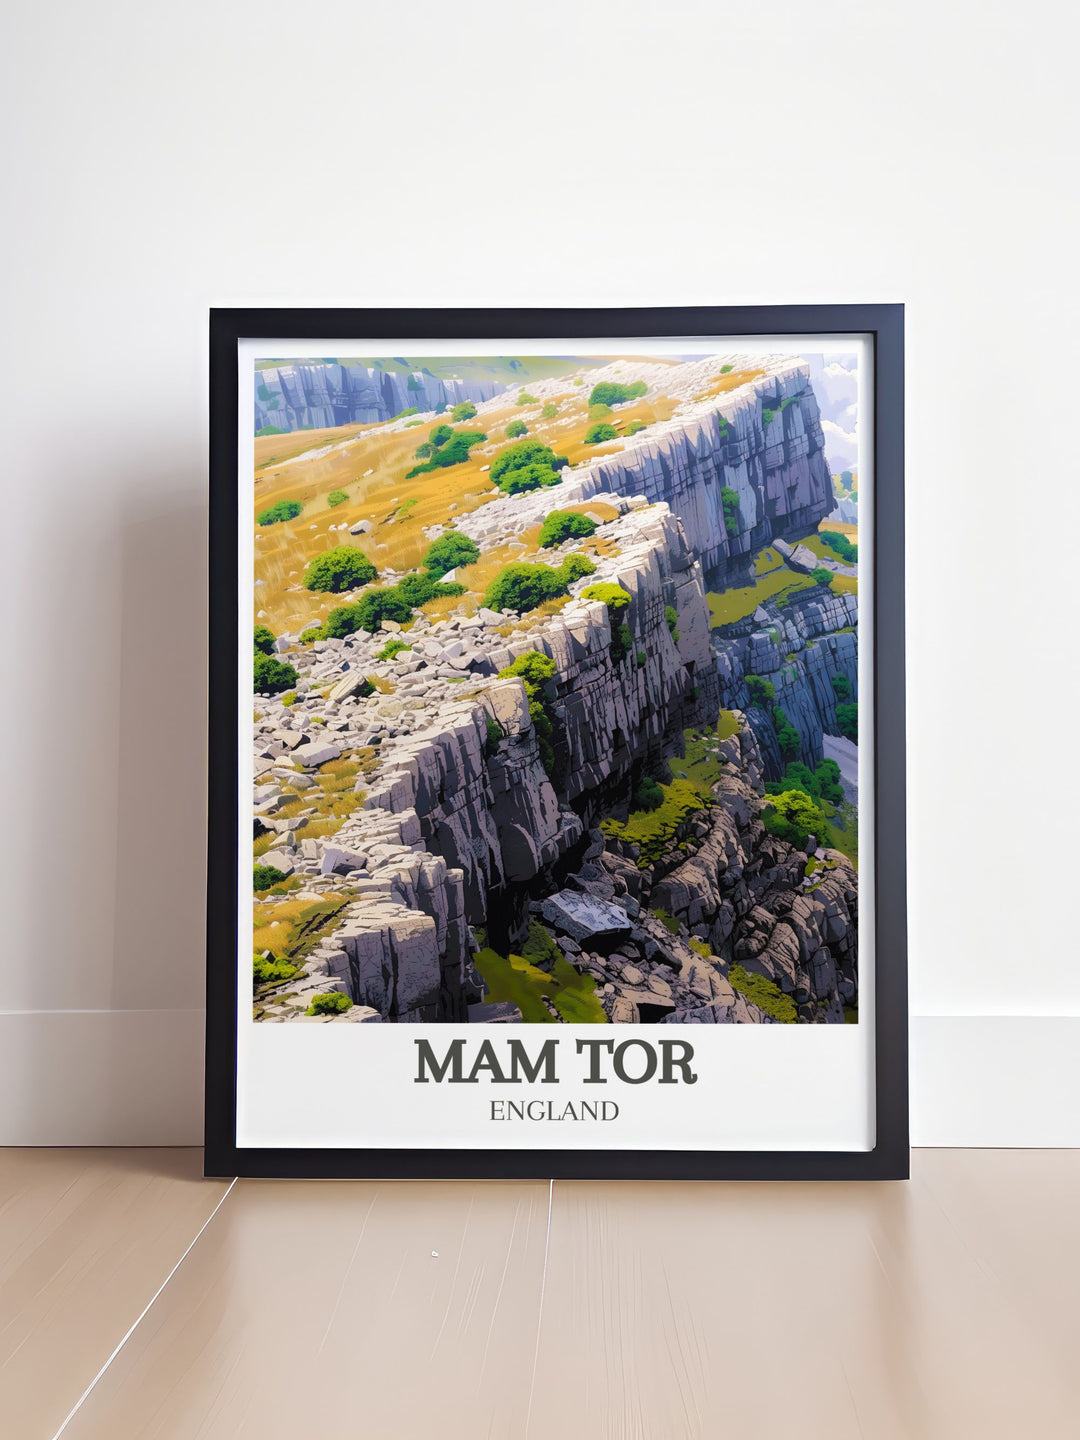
[2,1151,1078,1438]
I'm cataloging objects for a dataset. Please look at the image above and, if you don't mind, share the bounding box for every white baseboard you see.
[1,1011,1077,1147]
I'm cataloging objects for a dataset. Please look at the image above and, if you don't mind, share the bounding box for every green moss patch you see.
[729,964,797,1022]
[472,944,607,1023]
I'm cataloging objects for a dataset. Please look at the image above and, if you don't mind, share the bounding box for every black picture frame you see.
[206,305,907,1181]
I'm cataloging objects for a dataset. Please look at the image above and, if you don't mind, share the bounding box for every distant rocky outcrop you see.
[543,358,835,588]
[255,363,505,432]
[713,587,858,777]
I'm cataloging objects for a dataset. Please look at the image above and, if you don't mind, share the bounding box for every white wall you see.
[3,0,1078,1145]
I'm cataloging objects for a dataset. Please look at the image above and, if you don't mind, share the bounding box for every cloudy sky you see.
[803,352,858,474]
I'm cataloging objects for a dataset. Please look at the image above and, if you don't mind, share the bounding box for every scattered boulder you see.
[541,890,633,943]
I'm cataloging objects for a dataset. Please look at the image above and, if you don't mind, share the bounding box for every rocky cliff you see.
[251,353,858,1026]
[491,356,836,588]
[253,499,717,1022]
[255,363,505,432]
[712,586,858,777]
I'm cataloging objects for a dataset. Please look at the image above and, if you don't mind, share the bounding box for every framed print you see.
[206,304,907,1180]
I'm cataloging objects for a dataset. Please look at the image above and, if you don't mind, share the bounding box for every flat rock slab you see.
[541,890,633,943]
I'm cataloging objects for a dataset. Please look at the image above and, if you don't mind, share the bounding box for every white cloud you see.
[821,418,858,470]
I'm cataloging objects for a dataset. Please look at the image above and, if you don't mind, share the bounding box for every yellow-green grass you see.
[600,777,704,866]
[472,947,607,1024]
[253,893,355,968]
[716,709,740,741]
[819,518,858,537]
[692,367,766,402]
[708,568,815,627]
[251,386,691,634]
[252,752,376,860]
[673,725,727,802]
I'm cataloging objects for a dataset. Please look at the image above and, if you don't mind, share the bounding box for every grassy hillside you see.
[252,383,686,635]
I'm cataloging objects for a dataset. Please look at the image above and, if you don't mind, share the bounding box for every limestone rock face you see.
[254,363,506,432]
[712,586,858,776]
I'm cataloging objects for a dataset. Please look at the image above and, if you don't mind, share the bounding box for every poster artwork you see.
[250,351,860,1030]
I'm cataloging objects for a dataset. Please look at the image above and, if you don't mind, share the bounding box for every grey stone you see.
[541,890,633,943]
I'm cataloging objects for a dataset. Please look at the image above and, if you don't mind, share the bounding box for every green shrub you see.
[413,442,434,460]
[633,776,664,812]
[836,701,858,741]
[499,462,563,496]
[377,637,411,661]
[584,422,617,444]
[490,439,568,491]
[256,424,287,437]
[349,573,465,633]
[253,653,298,694]
[300,625,326,643]
[814,758,844,806]
[253,864,287,892]
[588,381,647,407]
[539,510,597,548]
[664,605,679,641]
[810,566,834,589]
[772,705,801,762]
[762,407,776,427]
[820,529,858,564]
[257,498,303,526]
[350,590,413,633]
[327,489,349,508]
[322,604,363,638]
[390,406,418,420]
[720,364,734,374]
[557,553,596,584]
[762,788,829,849]
[625,419,647,436]
[581,582,632,659]
[581,582,630,612]
[450,401,477,421]
[396,572,465,606]
[831,673,851,703]
[429,423,453,448]
[636,649,646,665]
[253,952,298,986]
[406,427,486,479]
[498,652,557,771]
[728,964,797,1022]
[720,485,741,537]
[483,563,560,613]
[303,547,377,593]
[485,716,504,754]
[764,760,841,806]
[423,531,480,576]
[745,675,775,707]
[253,625,276,655]
[516,391,538,405]
[305,992,353,1016]
[541,402,558,419]
[505,419,528,439]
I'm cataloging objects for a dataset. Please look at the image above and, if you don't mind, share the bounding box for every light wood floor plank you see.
[0,1148,230,1439]
[59,1177,550,1440]
[528,1150,1080,1440]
